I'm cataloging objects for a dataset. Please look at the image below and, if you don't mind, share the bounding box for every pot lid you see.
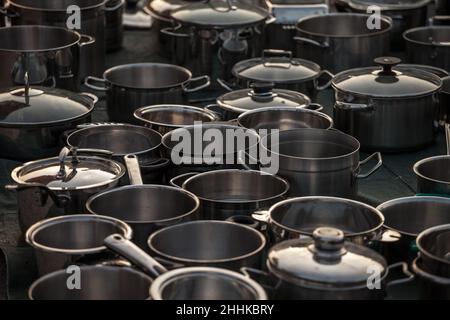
[12,148,125,190]
[146,0,195,20]
[170,0,270,28]
[217,83,310,114]
[349,0,430,10]
[0,87,94,126]
[332,57,442,98]
[232,50,321,84]
[267,228,387,287]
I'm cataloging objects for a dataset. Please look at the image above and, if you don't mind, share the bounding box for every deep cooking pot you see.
[0,86,96,161]
[377,197,450,264]
[347,0,430,51]
[416,224,450,278]
[0,25,93,91]
[134,104,219,136]
[84,63,210,124]
[404,26,450,72]
[333,57,442,152]
[105,0,125,52]
[25,214,132,276]
[182,169,289,220]
[7,147,126,234]
[412,257,450,300]
[253,196,384,245]
[4,0,107,79]
[294,13,392,73]
[256,128,383,198]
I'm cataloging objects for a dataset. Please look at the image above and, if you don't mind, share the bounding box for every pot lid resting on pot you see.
[217,83,310,114]
[332,57,443,98]
[11,148,125,190]
[349,0,431,10]
[169,0,270,29]
[267,228,387,287]
[0,87,95,126]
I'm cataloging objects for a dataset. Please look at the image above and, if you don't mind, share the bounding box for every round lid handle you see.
[310,227,347,264]
[374,57,401,75]
[250,82,275,95]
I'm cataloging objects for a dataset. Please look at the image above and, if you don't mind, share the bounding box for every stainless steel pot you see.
[253,196,384,245]
[182,169,289,220]
[237,106,333,132]
[25,214,132,275]
[5,0,107,79]
[0,25,93,91]
[333,57,442,152]
[105,0,125,52]
[0,86,96,161]
[257,128,382,198]
[294,13,392,73]
[86,155,200,250]
[84,63,210,123]
[416,224,450,278]
[404,26,450,72]
[148,220,266,270]
[7,147,126,234]
[377,197,450,264]
[412,257,450,300]
[134,104,219,136]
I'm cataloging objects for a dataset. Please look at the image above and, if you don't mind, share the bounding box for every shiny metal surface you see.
[414,155,450,195]
[182,169,289,220]
[26,214,132,276]
[412,258,450,300]
[295,13,392,73]
[148,221,266,270]
[417,224,450,278]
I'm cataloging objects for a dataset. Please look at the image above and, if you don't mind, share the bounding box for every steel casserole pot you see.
[257,227,413,300]
[84,63,210,124]
[7,147,126,235]
[416,224,450,278]
[0,86,96,161]
[333,57,442,152]
[412,257,450,300]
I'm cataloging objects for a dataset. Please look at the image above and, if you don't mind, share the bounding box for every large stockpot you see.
[162,123,260,178]
[333,57,442,152]
[148,221,266,271]
[25,214,132,276]
[347,0,430,51]
[134,104,219,136]
[412,257,450,300]
[181,169,289,220]
[294,13,392,74]
[377,197,450,264]
[7,147,126,234]
[404,26,450,72]
[5,0,107,79]
[252,196,384,245]
[416,224,450,278]
[258,128,383,198]
[84,63,210,124]
[0,25,93,91]
[86,154,200,250]
[0,86,96,161]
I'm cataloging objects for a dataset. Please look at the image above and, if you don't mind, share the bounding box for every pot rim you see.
[181,169,290,204]
[134,104,218,128]
[66,124,163,157]
[8,0,108,12]
[296,13,393,39]
[266,196,385,238]
[147,220,267,265]
[25,214,133,255]
[149,266,268,300]
[102,63,193,90]
[403,26,450,48]
[416,223,450,267]
[86,184,200,225]
[413,155,450,185]
[348,0,431,11]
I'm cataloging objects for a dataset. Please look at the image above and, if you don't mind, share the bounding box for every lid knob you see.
[250,82,275,95]
[310,227,346,264]
[374,57,401,75]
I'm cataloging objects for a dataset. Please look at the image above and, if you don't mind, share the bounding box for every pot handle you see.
[386,262,415,289]
[314,70,334,91]
[160,25,191,38]
[169,172,199,188]
[78,34,96,48]
[240,267,277,293]
[334,101,373,111]
[216,78,236,92]
[5,183,71,208]
[80,92,99,105]
[140,158,171,171]
[251,210,270,224]
[104,0,125,11]
[262,49,293,69]
[84,76,108,91]
[0,6,19,18]
[104,234,168,279]
[293,36,329,48]
[265,15,277,25]
[153,256,185,270]
[226,215,260,230]
[204,104,225,120]
[357,152,383,179]
[124,154,144,186]
[182,75,211,93]
[303,103,324,112]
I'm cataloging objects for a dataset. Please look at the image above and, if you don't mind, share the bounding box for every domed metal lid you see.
[170,0,270,28]
[217,83,310,114]
[349,0,431,10]
[332,57,442,98]
[232,50,321,84]
[0,87,95,126]
[267,228,387,287]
